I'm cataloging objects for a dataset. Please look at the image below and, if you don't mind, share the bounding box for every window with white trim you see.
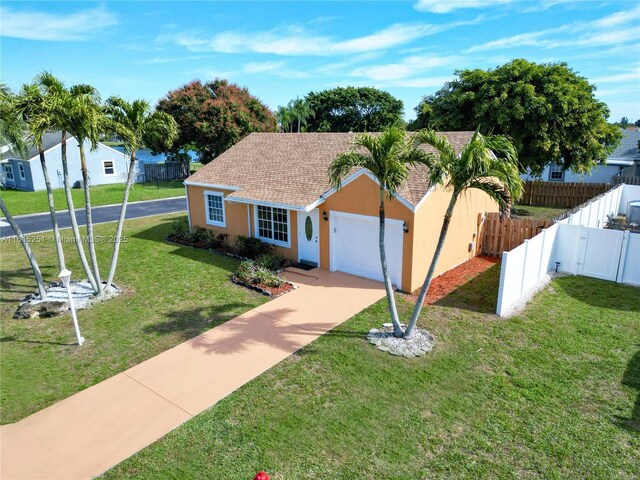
[18,163,25,180]
[256,205,289,246]
[205,191,226,227]
[549,163,564,181]
[3,164,14,180]
[103,160,115,175]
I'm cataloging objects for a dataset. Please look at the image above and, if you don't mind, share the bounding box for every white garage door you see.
[330,211,403,289]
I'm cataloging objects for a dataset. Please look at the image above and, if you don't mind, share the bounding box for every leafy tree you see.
[305,86,404,133]
[404,129,523,339]
[288,97,315,133]
[275,105,292,132]
[329,128,430,337]
[618,117,629,128]
[103,97,177,290]
[408,59,621,176]
[635,119,640,128]
[153,79,276,163]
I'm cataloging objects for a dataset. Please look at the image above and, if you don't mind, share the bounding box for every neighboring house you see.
[522,129,640,183]
[0,132,132,191]
[185,132,500,292]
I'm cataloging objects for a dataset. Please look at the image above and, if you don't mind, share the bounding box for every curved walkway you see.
[0,268,385,480]
[0,197,187,238]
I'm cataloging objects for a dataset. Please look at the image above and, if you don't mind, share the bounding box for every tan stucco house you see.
[184,132,500,293]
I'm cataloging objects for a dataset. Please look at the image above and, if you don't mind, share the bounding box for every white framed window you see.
[18,163,25,180]
[255,205,290,248]
[3,164,14,180]
[103,160,115,175]
[204,191,226,227]
[549,163,564,181]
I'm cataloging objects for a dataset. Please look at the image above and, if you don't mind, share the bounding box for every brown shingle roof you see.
[186,132,474,208]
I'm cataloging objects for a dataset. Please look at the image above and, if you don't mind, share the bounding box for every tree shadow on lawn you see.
[616,347,639,433]
[432,264,501,315]
[551,276,640,313]
[0,266,52,301]
[0,335,77,347]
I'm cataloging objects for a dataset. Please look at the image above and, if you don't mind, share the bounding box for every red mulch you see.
[404,255,500,305]
[256,281,295,298]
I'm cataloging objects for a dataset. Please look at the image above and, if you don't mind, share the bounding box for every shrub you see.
[170,218,191,240]
[234,260,283,288]
[191,226,213,244]
[255,253,286,272]
[234,235,273,259]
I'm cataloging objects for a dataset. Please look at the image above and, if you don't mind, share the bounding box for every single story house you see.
[184,132,500,293]
[0,131,132,191]
[521,129,640,183]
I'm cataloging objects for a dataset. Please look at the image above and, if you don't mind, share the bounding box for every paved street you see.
[0,197,187,238]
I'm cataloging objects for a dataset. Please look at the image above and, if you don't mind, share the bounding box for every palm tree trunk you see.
[378,189,403,337]
[61,132,98,292]
[105,150,136,290]
[78,144,103,294]
[0,198,48,299]
[297,118,301,133]
[404,191,459,339]
[38,149,66,271]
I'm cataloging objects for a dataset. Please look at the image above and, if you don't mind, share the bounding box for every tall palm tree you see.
[103,97,177,290]
[403,129,523,339]
[289,98,314,133]
[329,128,431,337]
[0,84,48,299]
[37,73,98,292]
[276,105,291,133]
[14,83,67,272]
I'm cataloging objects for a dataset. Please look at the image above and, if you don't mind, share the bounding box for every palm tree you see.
[37,73,99,292]
[289,98,314,133]
[14,83,67,272]
[329,128,431,337]
[403,129,523,339]
[103,97,177,290]
[276,105,291,133]
[0,84,48,299]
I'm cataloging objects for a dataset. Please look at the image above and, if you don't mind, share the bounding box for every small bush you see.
[234,235,273,259]
[170,218,191,240]
[255,253,286,272]
[191,226,213,244]
[234,260,283,288]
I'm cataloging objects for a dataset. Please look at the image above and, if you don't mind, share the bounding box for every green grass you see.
[0,214,266,424]
[102,271,639,479]
[512,204,568,221]
[0,181,186,217]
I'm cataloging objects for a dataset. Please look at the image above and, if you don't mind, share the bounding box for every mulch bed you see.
[404,255,500,305]
[231,276,296,298]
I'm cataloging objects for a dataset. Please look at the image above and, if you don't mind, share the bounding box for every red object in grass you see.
[254,472,270,480]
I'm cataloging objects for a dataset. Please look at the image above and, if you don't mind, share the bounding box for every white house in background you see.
[0,131,136,191]
[522,129,640,183]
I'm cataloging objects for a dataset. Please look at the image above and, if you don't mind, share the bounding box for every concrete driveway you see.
[0,197,187,238]
[0,268,385,480]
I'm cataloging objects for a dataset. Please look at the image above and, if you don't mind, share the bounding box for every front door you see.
[297,209,319,266]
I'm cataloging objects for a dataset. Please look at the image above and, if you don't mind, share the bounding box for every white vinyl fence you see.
[497,183,640,316]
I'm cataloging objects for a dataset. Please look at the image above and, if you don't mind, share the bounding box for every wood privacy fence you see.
[519,181,610,208]
[478,212,551,257]
[612,175,640,186]
[143,162,190,182]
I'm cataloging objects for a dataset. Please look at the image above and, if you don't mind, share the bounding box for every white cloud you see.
[243,61,286,74]
[0,6,117,41]
[414,0,512,14]
[163,23,452,57]
[593,66,640,84]
[467,5,640,53]
[349,55,458,81]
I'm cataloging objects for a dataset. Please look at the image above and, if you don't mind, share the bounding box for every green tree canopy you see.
[305,86,404,133]
[153,79,277,164]
[408,59,621,176]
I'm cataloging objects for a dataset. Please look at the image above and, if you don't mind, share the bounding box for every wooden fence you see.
[479,212,551,257]
[612,175,640,186]
[519,181,610,208]
[143,162,190,182]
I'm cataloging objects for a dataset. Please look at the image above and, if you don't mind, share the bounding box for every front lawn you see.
[103,272,639,479]
[0,180,186,217]
[0,214,266,424]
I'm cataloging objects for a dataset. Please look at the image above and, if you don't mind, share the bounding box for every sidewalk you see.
[0,269,385,480]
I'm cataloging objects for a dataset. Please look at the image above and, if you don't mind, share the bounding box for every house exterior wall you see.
[6,138,129,191]
[521,164,622,184]
[411,186,500,291]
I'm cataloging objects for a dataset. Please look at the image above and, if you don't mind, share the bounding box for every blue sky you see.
[1,1,639,122]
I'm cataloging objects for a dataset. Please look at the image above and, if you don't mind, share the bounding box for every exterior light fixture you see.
[58,269,84,346]
[322,211,328,221]
[403,221,409,233]
[555,261,560,273]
